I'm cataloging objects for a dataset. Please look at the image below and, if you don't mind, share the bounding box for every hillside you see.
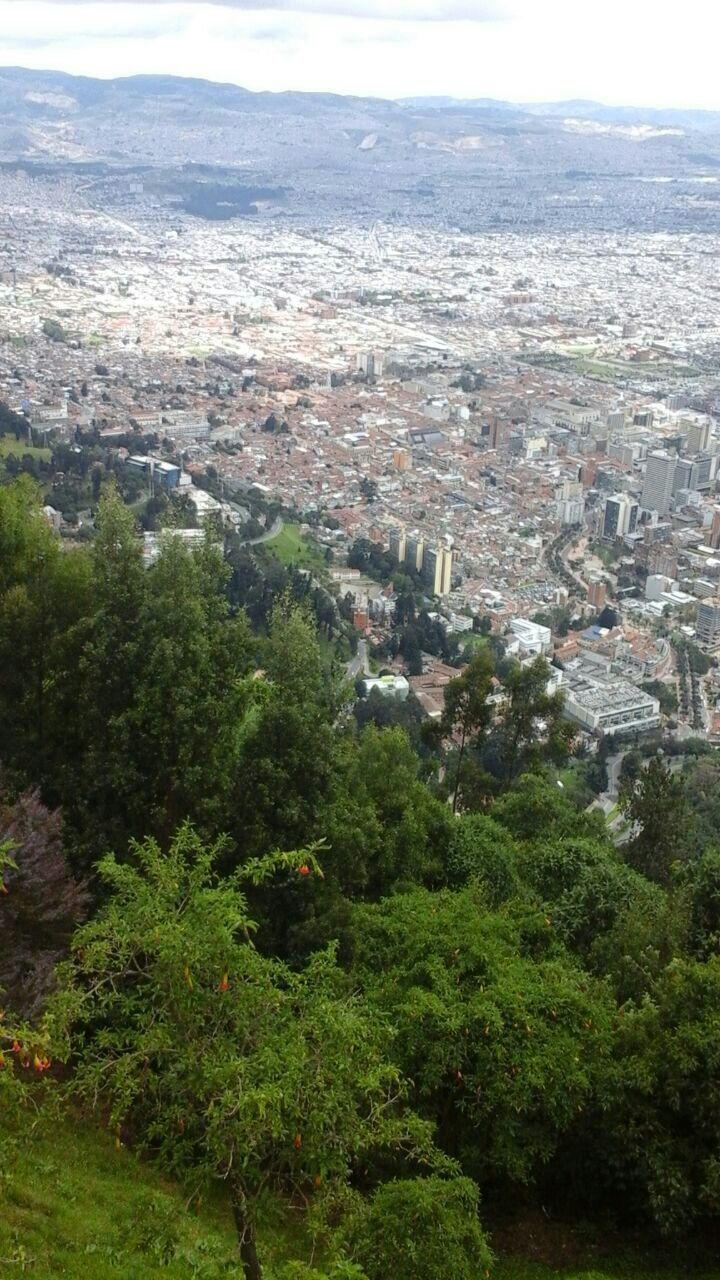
[2,1119,713,1280]
[0,66,718,232]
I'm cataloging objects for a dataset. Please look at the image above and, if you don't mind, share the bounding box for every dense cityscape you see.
[4,169,720,755]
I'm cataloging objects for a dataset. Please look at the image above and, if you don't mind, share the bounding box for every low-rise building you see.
[563,665,661,736]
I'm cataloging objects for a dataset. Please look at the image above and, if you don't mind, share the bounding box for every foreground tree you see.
[351,887,613,1187]
[0,787,88,1019]
[47,826,442,1280]
[621,757,692,884]
[432,649,495,812]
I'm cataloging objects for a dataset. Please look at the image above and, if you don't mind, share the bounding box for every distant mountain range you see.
[0,67,719,234]
[398,96,720,132]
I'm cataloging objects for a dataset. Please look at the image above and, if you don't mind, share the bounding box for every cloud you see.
[26,0,511,20]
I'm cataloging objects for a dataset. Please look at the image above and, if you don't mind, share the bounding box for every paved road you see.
[242,516,283,546]
[346,639,370,681]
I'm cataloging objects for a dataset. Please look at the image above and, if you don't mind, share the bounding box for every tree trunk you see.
[230,1182,262,1280]
[453,723,467,815]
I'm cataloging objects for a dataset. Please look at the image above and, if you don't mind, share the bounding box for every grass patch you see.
[0,1118,236,1277]
[3,1120,713,1280]
[0,433,52,461]
[263,522,326,572]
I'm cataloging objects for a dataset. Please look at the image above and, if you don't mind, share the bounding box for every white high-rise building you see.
[641,451,677,516]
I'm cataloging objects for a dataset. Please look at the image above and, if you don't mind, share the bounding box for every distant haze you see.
[0,0,720,110]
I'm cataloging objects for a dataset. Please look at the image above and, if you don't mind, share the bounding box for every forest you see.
[1,477,720,1279]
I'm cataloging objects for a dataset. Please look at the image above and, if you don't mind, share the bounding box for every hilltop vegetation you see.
[2,476,720,1277]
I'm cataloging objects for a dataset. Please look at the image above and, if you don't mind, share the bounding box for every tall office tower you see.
[683,418,711,455]
[606,410,626,431]
[641,451,677,516]
[389,527,406,564]
[602,494,638,540]
[673,457,699,495]
[405,533,425,574]
[587,577,607,610]
[356,351,384,379]
[696,597,720,647]
[422,545,453,597]
[710,507,720,551]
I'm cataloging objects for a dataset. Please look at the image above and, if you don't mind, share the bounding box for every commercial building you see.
[641,451,677,516]
[423,545,454,597]
[127,456,181,490]
[389,526,407,564]
[510,617,552,656]
[696,597,720,648]
[405,533,425,573]
[563,667,661,736]
[709,507,720,551]
[361,674,410,700]
[557,496,585,526]
[602,493,638,540]
[683,417,711,454]
[587,577,607,610]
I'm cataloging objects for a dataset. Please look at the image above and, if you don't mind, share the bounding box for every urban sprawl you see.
[5,178,720,751]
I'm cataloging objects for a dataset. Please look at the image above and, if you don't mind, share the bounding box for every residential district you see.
[3,181,720,747]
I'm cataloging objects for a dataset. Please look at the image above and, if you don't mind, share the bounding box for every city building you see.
[602,493,638,540]
[510,618,552,656]
[405,533,425,574]
[587,577,607,610]
[563,667,661,736]
[361,674,410,700]
[696,597,720,648]
[709,507,720,551]
[641,451,677,516]
[683,417,711,454]
[389,527,406,563]
[127,456,181,490]
[423,545,453,597]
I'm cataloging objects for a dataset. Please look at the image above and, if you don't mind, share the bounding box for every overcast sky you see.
[0,0,718,109]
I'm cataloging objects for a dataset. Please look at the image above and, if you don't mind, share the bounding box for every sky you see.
[0,0,719,109]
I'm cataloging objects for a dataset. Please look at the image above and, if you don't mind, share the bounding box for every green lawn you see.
[263,522,327,572]
[0,432,52,460]
[1,1119,712,1279]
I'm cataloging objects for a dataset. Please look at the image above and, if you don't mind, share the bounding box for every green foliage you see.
[604,957,720,1234]
[621,759,692,884]
[495,658,574,784]
[47,826,441,1278]
[352,888,614,1185]
[438,649,495,811]
[342,1176,493,1280]
[446,814,520,903]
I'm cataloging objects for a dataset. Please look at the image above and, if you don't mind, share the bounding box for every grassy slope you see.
[263,522,326,572]
[0,433,52,460]
[2,1118,237,1277]
[1,1120,714,1279]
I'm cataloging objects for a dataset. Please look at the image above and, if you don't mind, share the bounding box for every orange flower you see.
[314,1175,322,1188]
[298,864,311,877]
[11,1039,21,1054]
[0,1052,5,1069]
[293,1132,302,1149]
[218,973,229,993]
